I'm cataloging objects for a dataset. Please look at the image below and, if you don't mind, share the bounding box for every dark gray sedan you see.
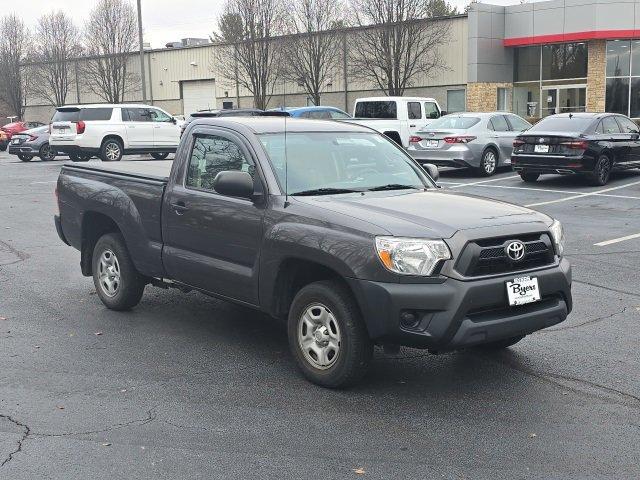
[407,112,532,176]
[8,126,56,162]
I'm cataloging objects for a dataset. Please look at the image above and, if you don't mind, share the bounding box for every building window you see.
[497,88,509,111]
[605,40,640,117]
[514,46,540,82]
[446,89,465,113]
[542,43,587,80]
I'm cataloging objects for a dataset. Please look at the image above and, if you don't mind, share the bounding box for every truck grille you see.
[455,233,555,277]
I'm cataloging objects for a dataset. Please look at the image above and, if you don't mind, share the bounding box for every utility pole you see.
[137,0,147,102]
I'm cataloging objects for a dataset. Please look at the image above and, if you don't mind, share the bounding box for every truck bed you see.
[63,160,173,182]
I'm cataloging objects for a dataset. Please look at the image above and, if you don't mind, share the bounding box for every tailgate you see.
[50,121,78,142]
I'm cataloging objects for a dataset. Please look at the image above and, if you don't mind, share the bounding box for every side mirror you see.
[632,132,639,140]
[213,171,255,200]
[423,163,439,181]
[171,117,177,124]
[439,110,447,117]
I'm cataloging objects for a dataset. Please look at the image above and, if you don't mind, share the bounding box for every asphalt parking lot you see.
[1,151,639,479]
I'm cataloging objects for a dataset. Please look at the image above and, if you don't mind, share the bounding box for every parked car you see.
[55,117,571,388]
[267,106,351,119]
[345,96,444,147]
[8,126,56,162]
[0,130,7,151]
[408,112,532,176]
[512,112,640,185]
[180,108,263,136]
[49,104,181,162]
[1,120,46,142]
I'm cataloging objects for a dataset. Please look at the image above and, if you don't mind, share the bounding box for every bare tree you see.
[349,0,449,96]
[0,14,31,118]
[281,0,344,106]
[30,11,82,107]
[213,0,286,110]
[83,0,139,103]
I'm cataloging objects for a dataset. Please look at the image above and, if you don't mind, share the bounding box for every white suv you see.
[49,104,181,162]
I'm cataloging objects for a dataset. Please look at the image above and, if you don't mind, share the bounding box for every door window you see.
[423,102,439,119]
[123,108,151,122]
[186,134,254,193]
[506,115,531,132]
[407,102,422,120]
[304,110,331,119]
[616,116,639,133]
[149,109,172,122]
[489,115,510,132]
[600,116,622,134]
[328,110,351,119]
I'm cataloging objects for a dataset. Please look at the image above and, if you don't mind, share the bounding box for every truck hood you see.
[293,189,549,238]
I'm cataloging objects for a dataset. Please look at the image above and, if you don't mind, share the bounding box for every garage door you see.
[182,80,216,115]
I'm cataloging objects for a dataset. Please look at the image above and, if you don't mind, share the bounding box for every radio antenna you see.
[284,112,289,207]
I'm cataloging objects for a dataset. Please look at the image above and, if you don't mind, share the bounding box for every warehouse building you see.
[20,0,640,122]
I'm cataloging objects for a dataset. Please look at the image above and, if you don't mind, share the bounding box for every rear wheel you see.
[101,138,123,162]
[587,154,612,186]
[151,152,170,160]
[39,143,56,161]
[476,148,498,177]
[519,171,540,183]
[18,154,33,162]
[288,280,373,388]
[92,233,146,311]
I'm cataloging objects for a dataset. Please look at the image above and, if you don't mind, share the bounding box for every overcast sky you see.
[9,0,531,49]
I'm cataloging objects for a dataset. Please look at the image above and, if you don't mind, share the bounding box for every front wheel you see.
[101,138,123,162]
[476,148,498,177]
[288,280,373,388]
[18,154,33,162]
[39,143,56,161]
[587,154,612,186]
[151,152,170,160]
[92,233,146,311]
[519,171,540,183]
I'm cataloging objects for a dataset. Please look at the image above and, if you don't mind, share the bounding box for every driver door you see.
[162,129,264,304]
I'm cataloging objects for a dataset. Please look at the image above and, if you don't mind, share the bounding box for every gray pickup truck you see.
[55,117,572,388]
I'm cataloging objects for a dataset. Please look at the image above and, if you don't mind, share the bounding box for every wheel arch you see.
[80,211,123,276]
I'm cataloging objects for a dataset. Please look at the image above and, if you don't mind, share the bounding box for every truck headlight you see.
[549,219,565,256]
[375,237,451,276]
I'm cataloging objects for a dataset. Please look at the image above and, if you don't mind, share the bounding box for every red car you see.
[1,121,46,141]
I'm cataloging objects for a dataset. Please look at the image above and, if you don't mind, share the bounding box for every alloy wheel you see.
[297,303,341,370]
[105,142,121,161]
[597,156,611,183]
[483,150,497,174]
[98,249,121,297]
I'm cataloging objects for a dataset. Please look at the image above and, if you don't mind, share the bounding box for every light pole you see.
[137,0,147,102]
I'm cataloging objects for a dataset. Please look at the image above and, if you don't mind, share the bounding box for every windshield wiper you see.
[367,184,420,192]
[291,187,361,196]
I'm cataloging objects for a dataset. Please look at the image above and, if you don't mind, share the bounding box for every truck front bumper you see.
[348,258,572,350]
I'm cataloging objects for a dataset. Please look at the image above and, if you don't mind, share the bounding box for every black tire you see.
[0,145,7,152]
[475,335,525,351]
[92,233,146,311]
[151,152,170,160]
[475,148,498,177]
[287,280,373,388]
[18,154,33,162]
[100,138,123,162]
[587,154,612,186]
[519,171,540,183]
[69,153,89,162]
[39,143,56,161]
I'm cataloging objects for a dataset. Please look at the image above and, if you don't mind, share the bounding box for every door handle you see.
[171,201,188,215]
[409,124,416,128]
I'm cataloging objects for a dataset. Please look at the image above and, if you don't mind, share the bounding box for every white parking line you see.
[525,179,640,207]
[466,183,640,200]
[594,233,640,247]
[448,175,520,188]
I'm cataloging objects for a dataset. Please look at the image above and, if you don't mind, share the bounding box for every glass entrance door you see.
[541,86,586,117]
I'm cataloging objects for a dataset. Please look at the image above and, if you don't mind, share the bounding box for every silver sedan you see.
[407,112,532,176]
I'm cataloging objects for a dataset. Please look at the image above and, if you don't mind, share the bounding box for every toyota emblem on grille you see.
[539,138,546,143]
[506,241,525,261]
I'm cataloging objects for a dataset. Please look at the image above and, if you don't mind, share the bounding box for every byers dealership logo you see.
[506,241,525,261]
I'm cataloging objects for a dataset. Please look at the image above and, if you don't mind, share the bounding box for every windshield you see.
[421,116,480,131]
[529,116,593,132]
[258,132,429,195]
